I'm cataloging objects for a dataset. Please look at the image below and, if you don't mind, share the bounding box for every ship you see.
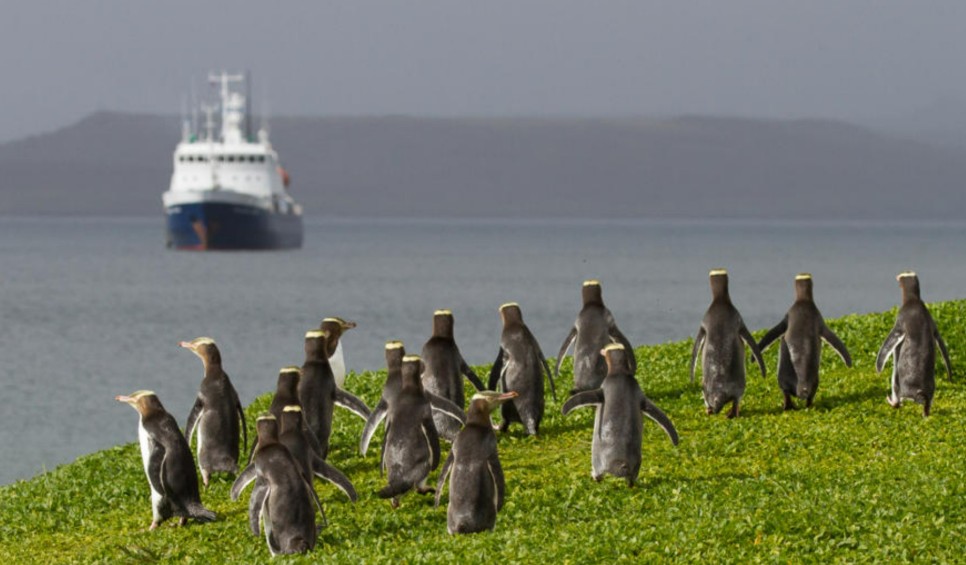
[162,72,303,250]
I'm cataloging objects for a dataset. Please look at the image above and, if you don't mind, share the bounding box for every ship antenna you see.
[245,70,253,142]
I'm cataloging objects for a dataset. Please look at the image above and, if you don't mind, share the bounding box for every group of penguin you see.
[115,270,953,556]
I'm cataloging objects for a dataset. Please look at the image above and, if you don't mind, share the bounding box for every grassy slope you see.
[1,302,964,563]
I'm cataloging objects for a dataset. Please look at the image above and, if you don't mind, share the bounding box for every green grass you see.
[2,302,964,563]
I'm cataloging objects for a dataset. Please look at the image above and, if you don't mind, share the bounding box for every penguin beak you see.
[341,320,357,330]
[178,340,196,350]
[115,395,136,406]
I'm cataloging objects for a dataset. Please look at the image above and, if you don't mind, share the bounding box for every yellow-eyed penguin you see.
[379,355,464,508]
[231,415,325,556]
[421,310,484,441]
[116,390,216,530]
[562,344,679,486]
[690,269,766,418]
[876,272,953,417]
[758,274,852,410]
[435,390,518,534]
[555,280,636,394]
[319,317,356,388]
[179,337,247,486]
[299,329,370,459]
[488,302,556,435]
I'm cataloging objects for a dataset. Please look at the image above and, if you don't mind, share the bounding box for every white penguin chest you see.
[331,341,347,388]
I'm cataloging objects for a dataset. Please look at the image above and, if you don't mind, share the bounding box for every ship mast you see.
[209,71,246,144]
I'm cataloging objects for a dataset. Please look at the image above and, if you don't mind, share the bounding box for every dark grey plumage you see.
[690,270,766,418]
[758,274,852,410]
[555,280,636,394]
[562,345,678,487]
[488,303,556,435]
[421,310,484,440]
[876,272,952,417]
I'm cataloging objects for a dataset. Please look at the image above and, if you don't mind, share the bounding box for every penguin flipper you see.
[379,423,389,477]
[460,356,486,392]
[428,394,467,425]
[236,399,248,454]
[690,327,706,384]
[302,474,327,527]
[304,424,324,456]
[554,326,578,380]
[423,420,442,469]
[487,348,506,392]
[640,395,680,446]
[935,329,953,380]
[434,451,454,508]
[820,323,852,367]
[739,322,767,378]
[185,397,203,443]
[758,316,788,353]
[535,340,557,401]
[313,456,358,502]
[360,399,388,456]
[488,453,506,512]
[230,463,258,501]
[561,390,604,415]
[334,389,371,420]
[875,325,904,373]
[147,444,166,496]
[248,479,267,536]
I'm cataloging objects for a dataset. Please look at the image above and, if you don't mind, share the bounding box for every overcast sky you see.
[1,1,965,142]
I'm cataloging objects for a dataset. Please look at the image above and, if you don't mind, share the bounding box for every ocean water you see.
[1,215,964,485]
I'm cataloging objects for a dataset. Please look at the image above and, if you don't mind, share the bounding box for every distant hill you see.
[2,111,964,219]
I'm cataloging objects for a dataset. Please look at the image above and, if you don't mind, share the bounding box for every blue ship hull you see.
[165,202,303,250]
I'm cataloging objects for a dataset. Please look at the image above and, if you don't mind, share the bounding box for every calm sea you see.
[1,216,964,485]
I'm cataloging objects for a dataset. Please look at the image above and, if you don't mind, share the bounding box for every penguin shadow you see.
[806,384,885,412]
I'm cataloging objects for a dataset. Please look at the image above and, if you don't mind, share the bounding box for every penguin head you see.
[499,302,523,325]
[279,405,303,433]
[709,269,730,300]
[179,337,222,367]
[384,340,405,370]
[581,280,603,306]
[304,329,330,360]
[320,317,355,354]
[255,414,279,445]
[897,272,920,302]
[794,273,814,301]
[115,390,164,416]
[277,366,301,394]
[401,355,425,390]
[467,391,519,425]
[432,310,455,338]
[600,343,630,376]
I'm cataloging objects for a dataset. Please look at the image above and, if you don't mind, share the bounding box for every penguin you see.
[421,310,485,441]
[690,269,766,418]
[247,366,321,464]
[115,390,216,530]
[555,280,636,394]
[435,391,518,534]
[179,337,247,486]
[876,272,953,417]
[319,317,356,388]
[562,344,679,486]
[232,415,324,556]
[299,329,371,459]
[757,274,853,410]
[379,355,464,508]
[361,342,467,467]
[278,405,358,502]
[488,302,556,435]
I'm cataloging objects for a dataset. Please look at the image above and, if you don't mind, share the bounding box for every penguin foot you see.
[390,498,400,510]
[592,475,602,483]
[705,406,714,416]
[727,402,740,419]
[149,521,160,531]
[886,395,900,409]
[178,517,188,527]
[783,393,796,411]
[923,400,931,418]
[416,486,436,495]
